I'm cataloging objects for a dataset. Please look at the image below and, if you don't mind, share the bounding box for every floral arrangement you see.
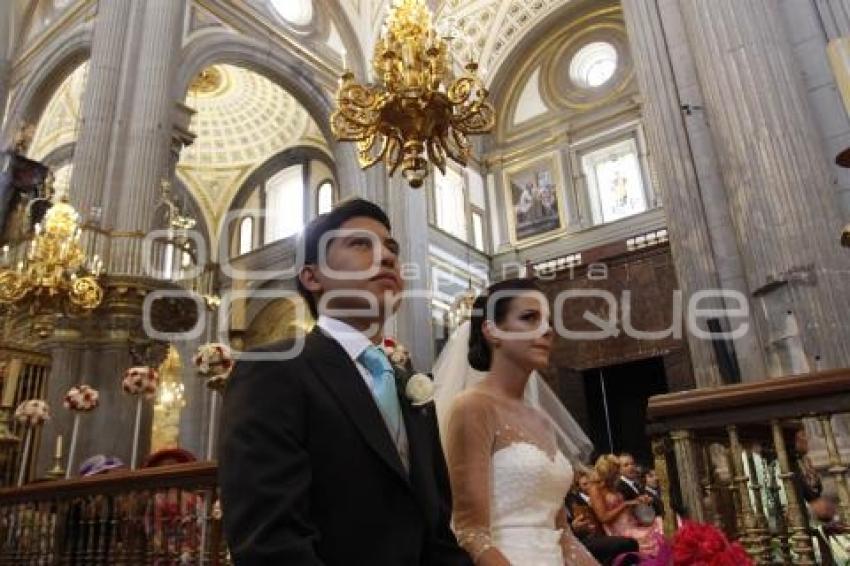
[380,337,410,368]
[193,343,234,377]
[63,385,99,412]
[617,522,751,566]
[122,367,159,399]
[670,521,751,565]
[14,399,50,427]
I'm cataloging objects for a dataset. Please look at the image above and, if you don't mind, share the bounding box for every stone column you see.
[679,0,850,370]
[622,0,766,386]
[110,0,185,240]
[816,0,850,39]
[68,0,134,222]
[0,4,10,132]
[36,329,84,477]
[386,175,433,372]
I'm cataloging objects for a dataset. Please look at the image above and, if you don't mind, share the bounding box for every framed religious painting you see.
[503,153,567,244]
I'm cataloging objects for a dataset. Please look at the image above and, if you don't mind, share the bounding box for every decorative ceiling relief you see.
[28,61,87,162]
[186,2,230,41]
[176,64,328,232]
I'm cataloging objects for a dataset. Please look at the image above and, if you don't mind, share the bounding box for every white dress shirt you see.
[620,476,641,495]
[316,315,378,390]
[315,315,410,470]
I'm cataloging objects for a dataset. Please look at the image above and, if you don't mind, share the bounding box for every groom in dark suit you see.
[219,198,472,565]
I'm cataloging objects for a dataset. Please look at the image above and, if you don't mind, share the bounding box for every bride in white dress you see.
[435,278,600,566]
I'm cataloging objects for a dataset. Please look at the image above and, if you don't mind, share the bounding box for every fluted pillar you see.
[68,0,134,223]
[36,330,84,477]
[679,0,850,370]
[817,0,850,39]
[622,0,766,385]
[0,4,10,132]
[386,175,433,371]
[110,0,184,239]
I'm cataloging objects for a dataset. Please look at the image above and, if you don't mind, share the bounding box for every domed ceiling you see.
[176,64,328,233]
[340,0,570,84]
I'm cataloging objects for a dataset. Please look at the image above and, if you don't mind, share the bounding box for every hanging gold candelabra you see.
[0,187,104,336]
[331,0,495,188]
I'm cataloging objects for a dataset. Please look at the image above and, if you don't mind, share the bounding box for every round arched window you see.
[270,0,313,27]
[569,42,618,88]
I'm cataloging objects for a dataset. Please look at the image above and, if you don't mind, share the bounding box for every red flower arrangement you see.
[615,522,752,566]
[671,522,751,566]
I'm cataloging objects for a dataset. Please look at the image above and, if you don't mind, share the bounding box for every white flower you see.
[15,399,50,427]
[405,373,435,406]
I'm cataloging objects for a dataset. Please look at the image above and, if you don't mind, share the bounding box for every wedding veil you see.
[432,321,594,466]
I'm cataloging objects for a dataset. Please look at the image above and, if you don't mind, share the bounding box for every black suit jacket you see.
[219,328,472,566]
[615,478,642,502]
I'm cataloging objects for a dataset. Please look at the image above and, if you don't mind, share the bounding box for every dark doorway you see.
[582,357,668,467]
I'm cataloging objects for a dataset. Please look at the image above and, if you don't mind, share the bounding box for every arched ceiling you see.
[27,59,86,161]
[340,0,570,84]
[176,64,328,233]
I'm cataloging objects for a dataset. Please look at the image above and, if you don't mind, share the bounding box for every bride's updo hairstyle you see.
[467,277,543,371]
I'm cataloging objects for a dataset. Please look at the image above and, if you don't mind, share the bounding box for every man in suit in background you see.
[219,198,471,565]
[616,454,643,502]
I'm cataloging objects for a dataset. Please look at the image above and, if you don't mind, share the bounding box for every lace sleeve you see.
[444,392,498,562]
[556,508,600,566]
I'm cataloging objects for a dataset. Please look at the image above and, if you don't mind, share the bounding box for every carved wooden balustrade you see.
[647,368,850,565]
[0,461,229,564]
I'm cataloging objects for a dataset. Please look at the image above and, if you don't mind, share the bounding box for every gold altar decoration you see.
[0,185,103,336]
[330,0,495,188]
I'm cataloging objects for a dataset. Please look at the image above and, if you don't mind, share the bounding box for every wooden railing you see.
[647,368,850,565]
[0,461,229,564]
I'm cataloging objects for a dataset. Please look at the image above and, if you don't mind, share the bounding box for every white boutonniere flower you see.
[405,373,435,406]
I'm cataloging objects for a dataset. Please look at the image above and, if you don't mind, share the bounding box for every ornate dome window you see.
[569,42,617,89]
[270,0,313,27]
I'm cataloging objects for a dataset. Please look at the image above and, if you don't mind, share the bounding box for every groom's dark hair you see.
[468,277,543,371]
[296,197,392,319]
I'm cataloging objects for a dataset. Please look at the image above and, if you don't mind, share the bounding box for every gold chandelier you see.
[331,0,495,188]
[0,187,104,335]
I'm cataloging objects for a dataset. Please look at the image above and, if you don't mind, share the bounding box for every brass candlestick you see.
[45,434,65,479]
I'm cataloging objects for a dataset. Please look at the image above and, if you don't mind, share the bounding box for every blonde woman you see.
[588,455,662,557]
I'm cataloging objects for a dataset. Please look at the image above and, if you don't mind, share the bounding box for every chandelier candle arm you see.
[331,0,494,188]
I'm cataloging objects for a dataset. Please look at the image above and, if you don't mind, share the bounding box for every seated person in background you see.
[642,468,664,517]
[589,454,663,558]
[566,469,640,565]
[809,495,850,565]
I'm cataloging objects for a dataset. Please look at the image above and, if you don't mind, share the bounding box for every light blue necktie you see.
[358,345,403,439]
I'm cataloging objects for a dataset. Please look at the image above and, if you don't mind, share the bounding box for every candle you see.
[54,434,63,459]
[340,47,348,71]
